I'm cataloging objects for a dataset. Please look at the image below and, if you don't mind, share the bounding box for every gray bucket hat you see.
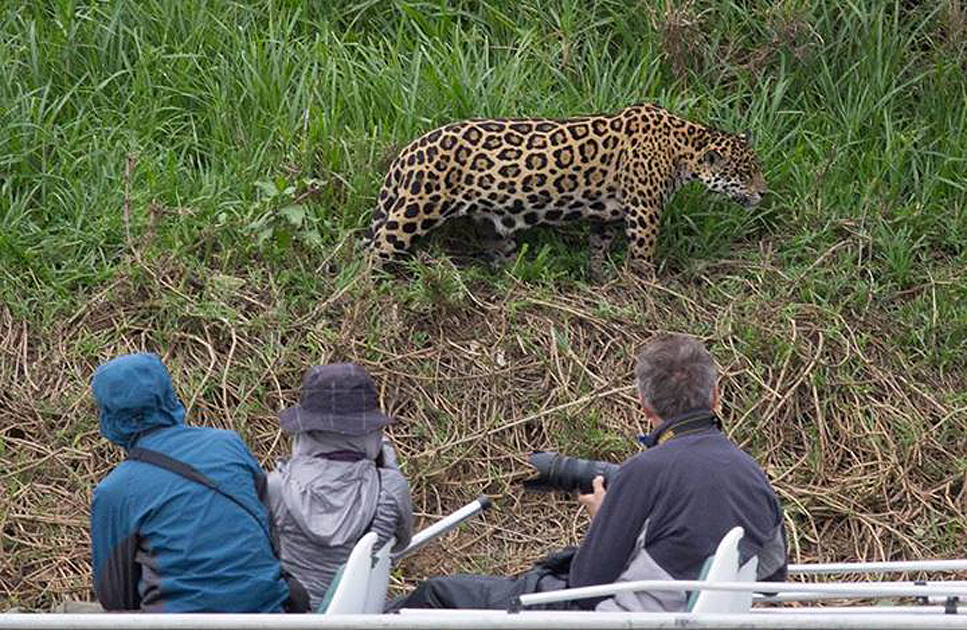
[280,363,391,436]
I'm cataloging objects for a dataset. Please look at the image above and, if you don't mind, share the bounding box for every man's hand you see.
[577,475,607,519]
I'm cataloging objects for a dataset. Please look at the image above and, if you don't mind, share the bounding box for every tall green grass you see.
[2,0,965,366]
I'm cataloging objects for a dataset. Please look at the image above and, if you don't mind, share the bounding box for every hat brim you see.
[279,405,392,436]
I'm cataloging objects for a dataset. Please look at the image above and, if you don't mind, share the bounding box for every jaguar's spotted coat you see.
[366,103,766,275]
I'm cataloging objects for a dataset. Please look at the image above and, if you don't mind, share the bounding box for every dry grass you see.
[647,0,711,81]
[2,247,965,609]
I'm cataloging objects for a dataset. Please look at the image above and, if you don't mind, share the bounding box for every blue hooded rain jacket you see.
[90,353,290,612]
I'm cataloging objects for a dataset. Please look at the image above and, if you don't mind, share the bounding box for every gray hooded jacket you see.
[266,430,413,610]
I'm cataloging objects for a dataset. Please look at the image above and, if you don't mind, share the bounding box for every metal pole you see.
[392,496,493,562]
[756,581,967,603]
[789,559,967,574]
[751,605,967,615]
[3,612,967,630]
[517,579,967,607]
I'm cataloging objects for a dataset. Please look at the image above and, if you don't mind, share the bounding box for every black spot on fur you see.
[472,155,495,170]
[521,173,547,189]
[568,124,589,140]
[525,154,548,170]
[552,148,574,168]
[526,135,548,150]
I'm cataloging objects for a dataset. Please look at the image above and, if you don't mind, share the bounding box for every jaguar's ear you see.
[704,149,723,167]
[738,130,753,144]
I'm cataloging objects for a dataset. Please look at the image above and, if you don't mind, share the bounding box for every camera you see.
[523,451,620,495]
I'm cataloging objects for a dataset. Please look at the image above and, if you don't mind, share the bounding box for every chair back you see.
[730,556,759,612]
[321,531,378,614]
[364,536,396,613]
[689,526,745,613]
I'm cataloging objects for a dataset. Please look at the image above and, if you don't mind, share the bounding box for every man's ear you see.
[641,394,662,426]
[711,384,721,415]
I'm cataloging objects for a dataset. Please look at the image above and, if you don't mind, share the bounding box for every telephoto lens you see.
[523,451,620,494]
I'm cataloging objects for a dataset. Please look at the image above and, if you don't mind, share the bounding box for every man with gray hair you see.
[570,333,787,611]
[390,333,785,612]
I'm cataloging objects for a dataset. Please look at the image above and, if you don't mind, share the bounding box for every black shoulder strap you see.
[127,447,274,549]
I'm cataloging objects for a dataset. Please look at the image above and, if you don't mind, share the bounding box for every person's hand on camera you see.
[577,475,606,519]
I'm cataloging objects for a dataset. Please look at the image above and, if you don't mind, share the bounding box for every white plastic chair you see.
[515,525,754,613]
[731,556,759,612]
[321,531,378,614]
[689,526,750,613]
[363,536,396,613]
[323,496,494,614]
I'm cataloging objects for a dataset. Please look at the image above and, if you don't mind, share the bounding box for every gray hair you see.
[635,334,718,419]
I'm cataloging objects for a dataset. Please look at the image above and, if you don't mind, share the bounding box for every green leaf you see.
[255,180,279,198]
[303,228,323,247]
[279,205,306,227]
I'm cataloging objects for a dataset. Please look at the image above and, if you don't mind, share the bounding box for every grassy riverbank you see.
[2,0,965,609]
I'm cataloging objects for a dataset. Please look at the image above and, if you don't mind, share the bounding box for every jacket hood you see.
[91,353,186,449]
[275,430,382,546]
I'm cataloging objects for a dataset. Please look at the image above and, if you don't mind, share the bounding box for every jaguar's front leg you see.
[588,220,619,281]
[622,201,661,276]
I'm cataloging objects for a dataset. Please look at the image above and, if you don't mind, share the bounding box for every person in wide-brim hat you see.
[266,363,414,611]
[278,363,393,436]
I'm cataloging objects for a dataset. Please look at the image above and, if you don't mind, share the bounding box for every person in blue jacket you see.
[89,353,302,612]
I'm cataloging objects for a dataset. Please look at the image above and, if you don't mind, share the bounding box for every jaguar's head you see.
[691,131,767,208]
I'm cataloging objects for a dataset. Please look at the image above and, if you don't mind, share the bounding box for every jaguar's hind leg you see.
[474,217,519,267]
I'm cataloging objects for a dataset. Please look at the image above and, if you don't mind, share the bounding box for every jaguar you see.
[365,103,766,276]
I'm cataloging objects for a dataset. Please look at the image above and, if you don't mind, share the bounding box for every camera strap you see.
[638,410,721,448]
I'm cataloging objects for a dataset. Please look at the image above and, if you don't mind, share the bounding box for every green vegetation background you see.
[2,0,965,610]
